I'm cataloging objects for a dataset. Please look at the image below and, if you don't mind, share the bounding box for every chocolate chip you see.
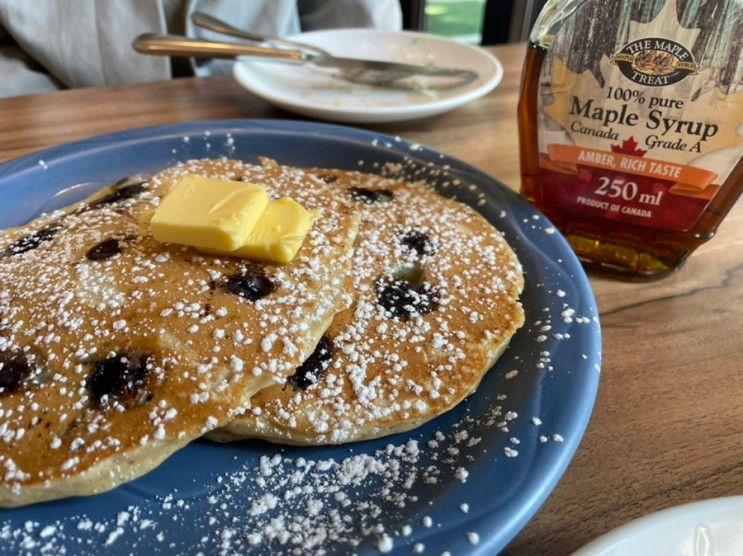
[86,238,121,261]
[288,336,334,390]
[87,352,153,410]
[401,230,435,256]
[377,278,439,321]
[223,266,276,301]
[348,187,394,204]
[2,224,61,257]
[87,181,146,209]
[0,349,31,395]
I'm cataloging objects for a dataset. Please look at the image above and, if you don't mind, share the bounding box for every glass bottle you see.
[518,0,743,279]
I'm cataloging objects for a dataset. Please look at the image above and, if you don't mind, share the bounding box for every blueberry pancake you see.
[0,158,358,506]
[212,171,524,445]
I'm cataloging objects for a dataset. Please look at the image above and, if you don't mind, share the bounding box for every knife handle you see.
[132,33,307,62]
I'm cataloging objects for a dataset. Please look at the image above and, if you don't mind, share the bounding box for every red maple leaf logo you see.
[578,169,592,182]
[611,136,647,157]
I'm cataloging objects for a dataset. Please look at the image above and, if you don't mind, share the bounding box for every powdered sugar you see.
[0,400,547,554]
[0,131,602,554]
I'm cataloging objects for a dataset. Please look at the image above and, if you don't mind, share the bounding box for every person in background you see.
[0,0,402,98]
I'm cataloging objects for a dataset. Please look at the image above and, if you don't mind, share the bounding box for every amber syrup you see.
[518,43,743,280]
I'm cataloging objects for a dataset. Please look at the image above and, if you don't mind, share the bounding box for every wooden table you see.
[1,43,741,554]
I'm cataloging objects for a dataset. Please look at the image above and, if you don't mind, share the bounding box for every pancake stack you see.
[0,157,523,506]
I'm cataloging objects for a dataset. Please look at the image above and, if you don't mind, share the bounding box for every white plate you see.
[233,29,503,123]
[574,496,743,556]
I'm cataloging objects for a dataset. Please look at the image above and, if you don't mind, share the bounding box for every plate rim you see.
[573,495,743,556]
[0,118,600,554]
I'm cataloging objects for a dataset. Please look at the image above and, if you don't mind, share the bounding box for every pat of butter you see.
[149,175,269,251]
[138,209,155,236]
[199,198,318,264]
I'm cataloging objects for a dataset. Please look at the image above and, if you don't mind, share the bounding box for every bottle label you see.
[537,0,742,232]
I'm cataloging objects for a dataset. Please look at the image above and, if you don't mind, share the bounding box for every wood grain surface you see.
[0,43,741,554]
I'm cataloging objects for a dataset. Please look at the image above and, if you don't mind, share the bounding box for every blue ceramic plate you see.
[0,120,600,555]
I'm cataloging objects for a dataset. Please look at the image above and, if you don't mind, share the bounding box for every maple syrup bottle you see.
[518,0,743,279]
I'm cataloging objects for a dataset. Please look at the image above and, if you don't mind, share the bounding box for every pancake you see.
[0,158,358,506]
[211,169,524,445]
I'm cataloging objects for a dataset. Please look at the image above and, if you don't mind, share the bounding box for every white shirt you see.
[0,0,402,98]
